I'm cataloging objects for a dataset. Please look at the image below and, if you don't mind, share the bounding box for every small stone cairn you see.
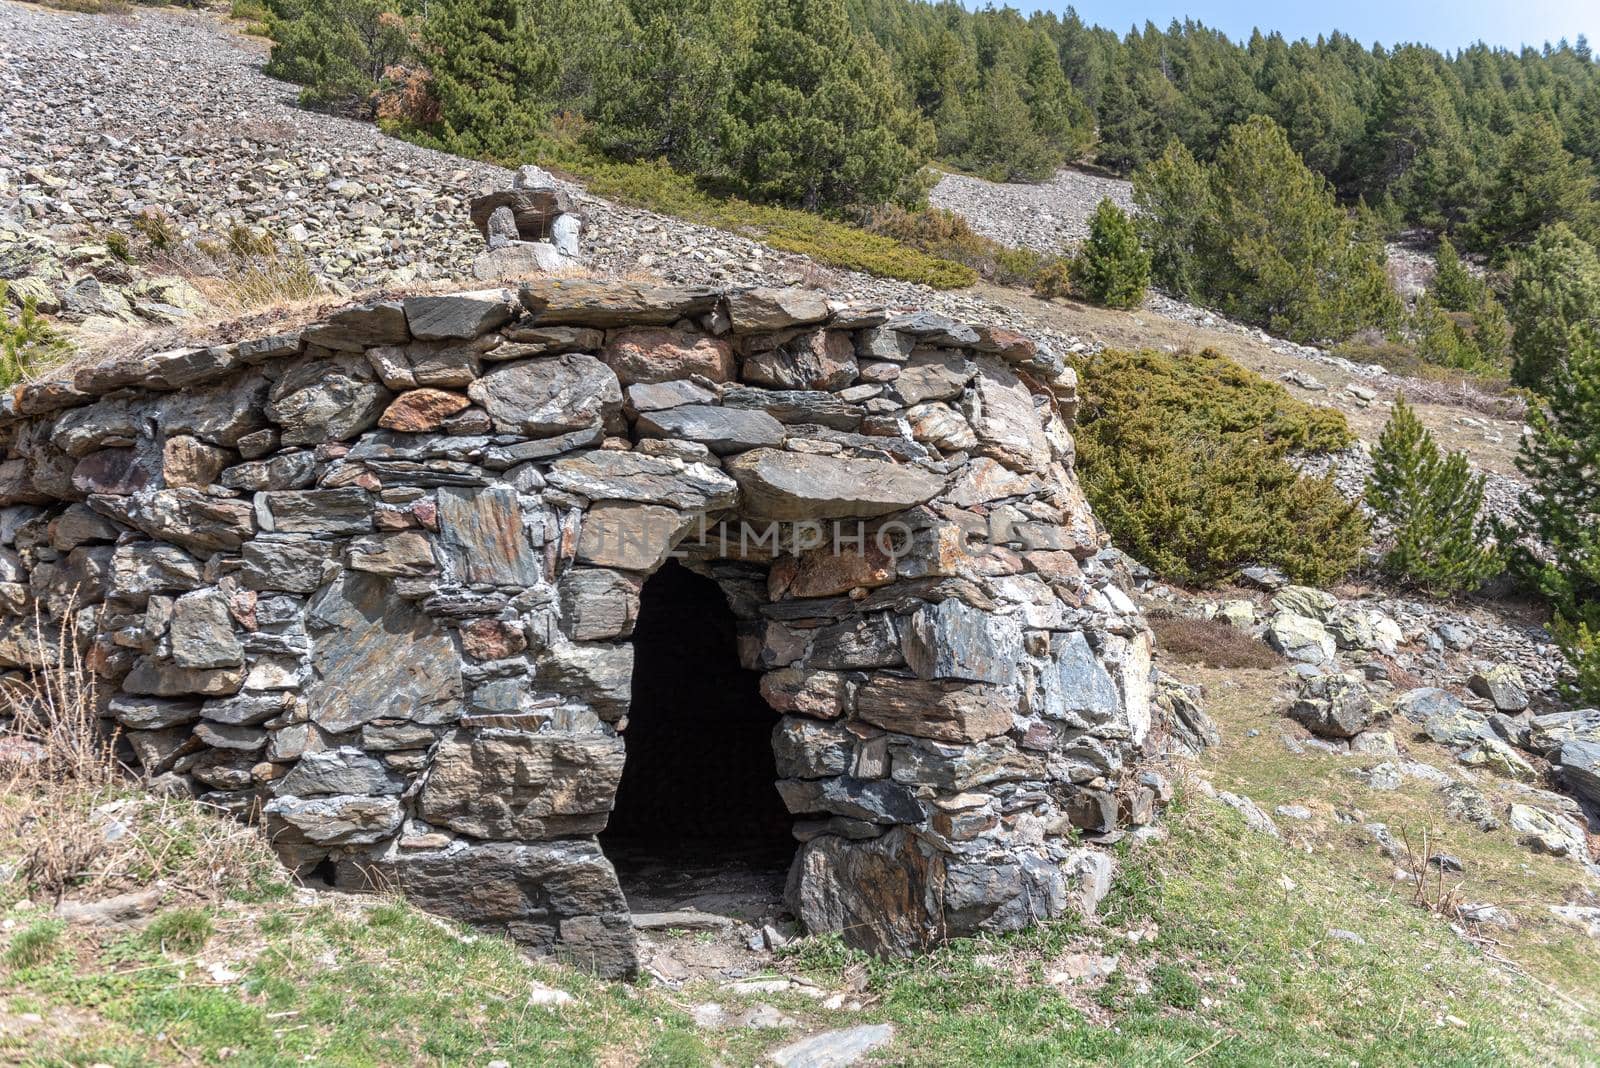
[469,166,584,280]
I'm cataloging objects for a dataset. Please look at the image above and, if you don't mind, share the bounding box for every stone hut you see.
[0,281,1159,977]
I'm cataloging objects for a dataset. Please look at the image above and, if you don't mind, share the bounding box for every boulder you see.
[519,279,721,326]
[89,489,254,555]
[277,747,406,798]
[347,531,437,576]
[419,731,625,839]
[265,354,390,444]
[547,450,737,511]
[601,328,735,384]
[1558,740,1600,806]
[335,840,637,978]
[891,348,969,405]
[1288,672,1373,739]
[725,449,944,521]
[1467,665,1530,713]
[537,643,633,722]
[624,380,717,413]
[263,794,403,846]
[854,675,1013,743]
[1455,737,1538,781]
[557,568,641,640]
[255,488,371,535]
[122,656,244,698]
[467,354,622,436]
[1265,611,1334,664]
[772,717,855,779]
[404,290,517,341]
[304,572,462,733]
[726,287,831,333]
[169,588,244,670]
[768,1026,896,1068]
[775,776,923,825]
[300,301,409,351]
[436,486,540,584]
[1270,586,1339,623]
[1507,804,1589,860]
[1038,630,1122,728]
[1393,687,1464,724]
[576,502,692,571]
[741,330,856,391]
[378,389,472,432]
[963,357,1050,472]
[634,405,785,454]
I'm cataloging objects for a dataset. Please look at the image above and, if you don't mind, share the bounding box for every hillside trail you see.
[0,0,1525,504]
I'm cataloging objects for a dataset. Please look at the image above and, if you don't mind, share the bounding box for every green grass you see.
[1177,662,1600,1008]
[3,920,63,970]
[3,761,1593,1064]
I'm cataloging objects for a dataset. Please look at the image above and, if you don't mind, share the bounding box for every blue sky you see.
[1020,0,1596,53]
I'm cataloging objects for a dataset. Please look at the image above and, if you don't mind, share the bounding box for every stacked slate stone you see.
[469,166,584,280]
[0,280,1159,978]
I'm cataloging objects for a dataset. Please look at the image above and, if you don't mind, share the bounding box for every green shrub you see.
[1074,348,1352,453]
[865,205,1050,287]
[1071,348,1366,587]
[1069,198,1149,309]
[103,230,134,264]
[1366,397,1500,594]
[1032,257,1074,300]
[1,282,72,388]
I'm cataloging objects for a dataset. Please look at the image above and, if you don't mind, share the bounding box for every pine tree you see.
[1469,119,1600,256]
[1070,198,1150,308]
[1366,396,1500,594]
[420,0,557,157]
[1506,223,1600,392]
[1131,140,1210,299]
[1203,116,1400,341]
[721,0,930,211]
[263,0,413,112]
[964,68,1055,181]
[588,0,756,174]
[1515,325,1600,702]
[1429,235,1483,311]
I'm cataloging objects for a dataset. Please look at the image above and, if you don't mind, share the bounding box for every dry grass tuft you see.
[0,609,276,906]
[1398,827,1467,919]
[1148,612,1283,670]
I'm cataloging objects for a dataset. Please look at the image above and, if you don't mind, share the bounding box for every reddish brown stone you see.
[71,448,150,496]
[601,327,735,385]
[459,618,528,660]
[854,675,1013,743]
[162,435,230,488]
[378,389,472,432]
[972,325,1036,364]
[784,541,896,598]
[760,667,848,720]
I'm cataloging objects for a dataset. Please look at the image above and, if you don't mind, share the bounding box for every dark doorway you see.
[602,561,794,917]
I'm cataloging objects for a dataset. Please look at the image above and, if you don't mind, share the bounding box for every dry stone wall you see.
[0,281,1160,977]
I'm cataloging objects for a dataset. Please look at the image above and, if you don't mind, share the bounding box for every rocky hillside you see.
[1,2,1598,1063]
